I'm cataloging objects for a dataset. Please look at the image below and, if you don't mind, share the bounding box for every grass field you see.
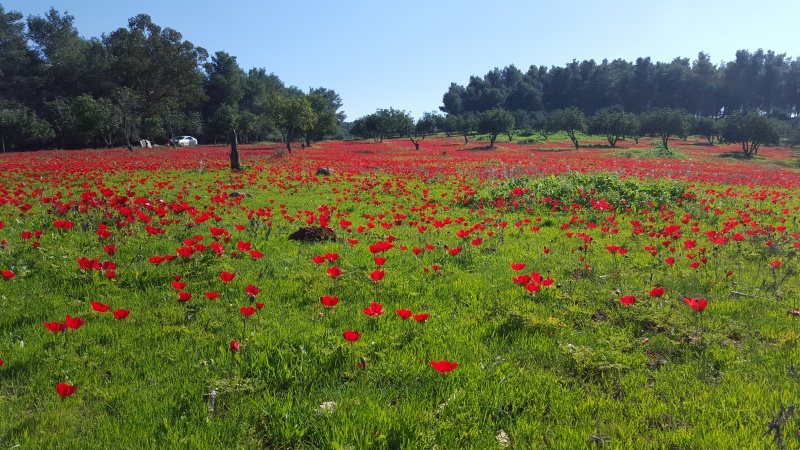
[1,136,799,448]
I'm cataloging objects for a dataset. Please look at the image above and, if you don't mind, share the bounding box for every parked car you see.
[172,136,198,147]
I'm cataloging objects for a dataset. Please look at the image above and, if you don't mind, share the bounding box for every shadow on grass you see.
[458,145,496,151]
[716,152,759,160]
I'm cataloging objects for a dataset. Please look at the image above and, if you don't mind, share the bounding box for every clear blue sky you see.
[5,0,799,120]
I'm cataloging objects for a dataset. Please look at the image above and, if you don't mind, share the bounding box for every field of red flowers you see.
[1,136,799,448]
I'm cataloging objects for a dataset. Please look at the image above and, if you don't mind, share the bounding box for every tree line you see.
[350,106,784,157]
[440,51,800,118]
[0,6,346,152]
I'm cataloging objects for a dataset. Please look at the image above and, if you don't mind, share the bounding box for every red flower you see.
[448,247,462,255]
[510,263,526,271]
[219,271,236,282]
[2,270,15,280]
[374,257,387,266]
[149,255,165,264]
[230,340,240,352]
[396,309,412,319]
[665,257,675,266]
[312,255,325,264]
[320,296,339,307]
[342,330,361,342]
[44,321,67,333]
[684,297,708,311]
[90,301,111,312]
[64,315,86,330]
[178,291,192,302]
[649,287,665,298]
[770,260,782,269]
[430,360,459,373]
[250,250,263,259]
[619,295,636,306]
[56,383,77,397]
[413,313,430,322]
[324,252,339,262]
[362,301,384,317]
[171,281,186,290]
[245,284,261,297]
[240,306,256,317]
[204,291,220,299]
[370,269,385,282]
[326,266,344,278]
[255,302,264,309]
[0,359,3,367]
[112,309,130,320]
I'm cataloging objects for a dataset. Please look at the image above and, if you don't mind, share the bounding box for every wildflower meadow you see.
[1,135,799,448]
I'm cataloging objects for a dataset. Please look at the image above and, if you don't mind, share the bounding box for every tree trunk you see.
[286,139,292,153]
[1,137,4,153]
[464,134,469,144]
[409,137,420,150]
[490,135,496,148]
[230,130,241,171]
[661,135,669,150]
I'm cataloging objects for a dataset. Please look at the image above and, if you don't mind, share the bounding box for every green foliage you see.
[640,108,690,150]
[483,171,687,210]
[721,112,782,156]
[477,108,515,147]
[548,108,586,149]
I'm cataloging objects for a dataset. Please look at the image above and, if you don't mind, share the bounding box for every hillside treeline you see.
[0,6,345,151]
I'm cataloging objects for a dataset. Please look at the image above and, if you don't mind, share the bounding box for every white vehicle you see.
[172,136,198,147]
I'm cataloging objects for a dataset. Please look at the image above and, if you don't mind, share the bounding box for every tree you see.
[721,112,782,156]
[104,15,207,134]
[304,87,344,146]
[549,107,586,149]
[640,108,689,149]
[0,6,43,108]
[587,107,638,147]
[272,94,316,152]
[690,116,720,145]
[0,108,54,152]
[477,108,515,147]
[72,94,117,147]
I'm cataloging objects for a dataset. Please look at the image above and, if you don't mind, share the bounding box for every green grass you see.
[1,152,799,448]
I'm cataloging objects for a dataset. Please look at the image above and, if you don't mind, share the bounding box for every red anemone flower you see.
[312,255,325,264]
[396,309,412,319]
[230,340,240,352]
[342,330,361,342]
[413,313,430,322]
[240,306,257,317]
[430,360,459,373]
[326,266,344,278]
[245,284,261,297]
[219,271,236,282]
[619,295,636,306]
[90,301,111,312]
[370,269,385,282]
[649,287,665,298]
[510,263,526,271]
[44,321,67,333]
[320,296,339,307]
[171,281,186,290]
[178,291,192,302]
[684,297,709,311]
[374,257,387,266]
[56,383,77,397]
[362,302,384,317]
[2,270,15,280]
[204,292,220,299]
[112,309,130,320]
[64,315,86,330]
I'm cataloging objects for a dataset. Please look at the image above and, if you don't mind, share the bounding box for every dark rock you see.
[315,167,333,176]
[288,226,337,242]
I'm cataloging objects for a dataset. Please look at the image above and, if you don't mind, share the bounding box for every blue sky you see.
[5,0,798,120]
